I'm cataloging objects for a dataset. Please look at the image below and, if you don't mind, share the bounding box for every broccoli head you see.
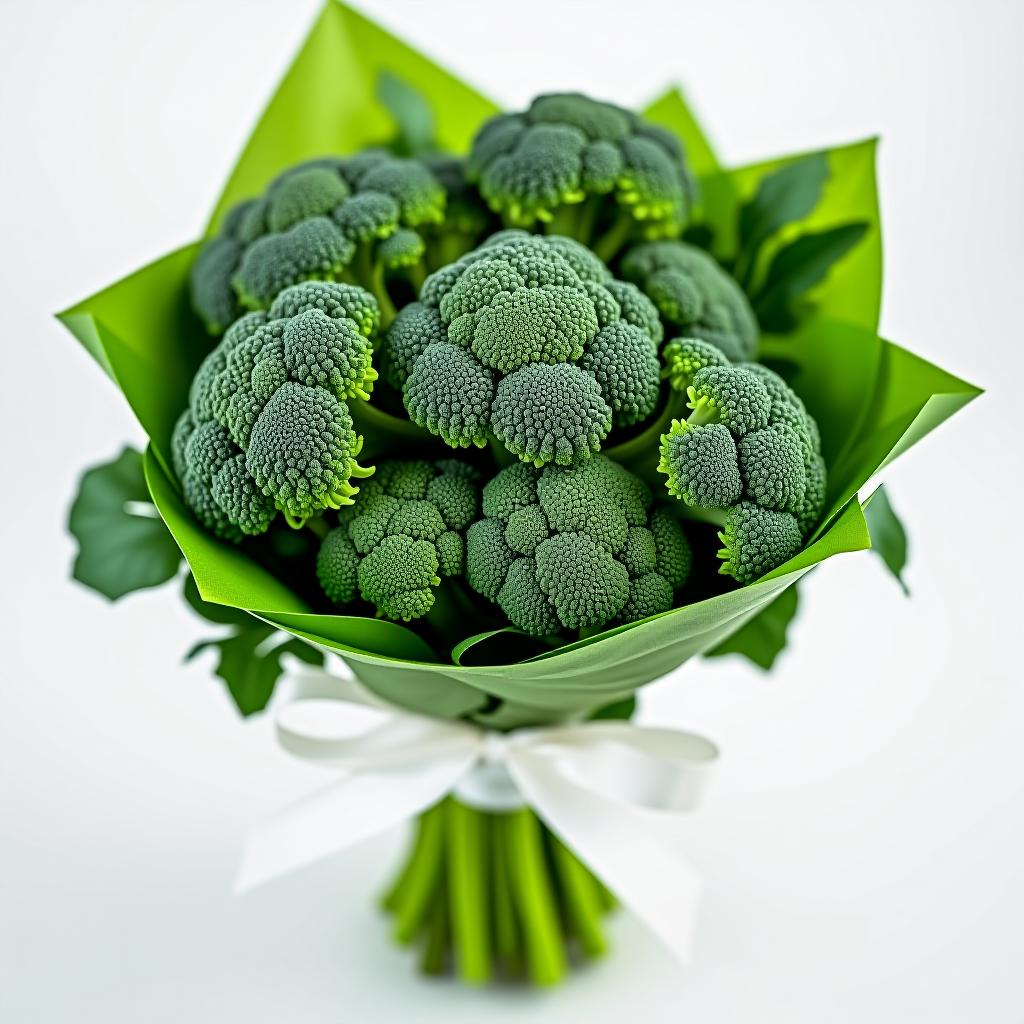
[385,232,663,466]
[172,280,379,536]
[316,459,481,621]
[190,151,473,334]
[622,241,759,361]
[466,456,691,635]
[656,340,826,583]
[466,93,696,260]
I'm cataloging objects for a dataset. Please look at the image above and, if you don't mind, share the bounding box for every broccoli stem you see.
[352,243,397,329]
[548,830,608,958]
[304,515,330,540]
[544,203,586,241]
[392,801,446,944]
[592,208,636,264]
[677,504,728,529]
[446,799,492,984]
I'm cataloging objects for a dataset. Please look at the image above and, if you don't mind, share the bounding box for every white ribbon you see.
[238,668,719,964]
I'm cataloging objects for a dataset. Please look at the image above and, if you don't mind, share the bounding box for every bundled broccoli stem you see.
[382,798,614,985]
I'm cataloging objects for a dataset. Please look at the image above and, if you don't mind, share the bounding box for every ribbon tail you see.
[236,748,479,893]
[508,747,704,965]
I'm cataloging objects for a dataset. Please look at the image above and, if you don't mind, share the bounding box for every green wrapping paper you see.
[59,0,980,984]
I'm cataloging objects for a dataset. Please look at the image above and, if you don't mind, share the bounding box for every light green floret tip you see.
[389,233,660,466]
[173,281,381,538]
[466,457,692,636]
[685,365,771,435]
[315,459,481,621]
[661,337,731,392]
[466,93,696,259]
[622,241,758,361]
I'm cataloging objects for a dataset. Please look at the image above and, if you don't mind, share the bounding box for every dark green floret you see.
[386,233,661,466]
[466,456,691,635]
[622,241,758,361]
[190,151,480,335]
[657,352,827,583]
[467,93,696,261]
[172,281,380,537]
[717,502,803,584]
[315,459,481,621]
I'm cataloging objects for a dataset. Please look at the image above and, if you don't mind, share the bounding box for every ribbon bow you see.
[238,669,718,964]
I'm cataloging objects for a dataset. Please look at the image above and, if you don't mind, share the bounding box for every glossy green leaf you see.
[753,221,869,331]
[68,447,182,600]
[735,152,828,286]
[188,627,323,716]
[701,138,882,332]
[863,486,910,595]
[206,1,499,233]
[705,584,799,670]
[378,70,437,155]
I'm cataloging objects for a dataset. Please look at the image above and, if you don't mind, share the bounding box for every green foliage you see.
[68,447,183,600]
[864,485,910,595]
[377,70,437,156]
[706,584,799,670]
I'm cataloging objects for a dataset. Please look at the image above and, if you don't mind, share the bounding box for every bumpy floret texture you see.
[466,456,691,635]
[315,459,481,621]
[387,233,661,466]
[190,153,452,332]
[172,281,379,537]
[622,241,759,361]
[657,340,827,583]
[467,93,696,235]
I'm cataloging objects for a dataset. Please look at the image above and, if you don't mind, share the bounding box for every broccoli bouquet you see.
[62,1,979,989]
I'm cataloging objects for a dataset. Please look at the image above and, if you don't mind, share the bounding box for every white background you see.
[1,0,1020,1020]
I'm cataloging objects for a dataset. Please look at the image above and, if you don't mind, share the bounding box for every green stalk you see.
[489,813,521,971]
[420,880,450,975]
[392,802,446,943]
[380,810,433,912]
[304,515,330,541]
[575,196,602,247]
[549,834,608,958]
[592,208,636,265]
[446,800,492,984]
[352,244,397,329]
[423,578,473,652]
[503,809,567,986]
[544,202,585,240]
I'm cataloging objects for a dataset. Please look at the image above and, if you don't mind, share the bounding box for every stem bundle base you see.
[381,798,615,986]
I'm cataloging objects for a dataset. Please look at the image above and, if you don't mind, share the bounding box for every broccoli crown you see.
[622,241,759,361]
[316,459,481,621]
[467,93,695,235]
[190,152,453,332]
[385,232,662,466]
[466,456,691,635]
[173,280,380,537]
[657,342,827,583]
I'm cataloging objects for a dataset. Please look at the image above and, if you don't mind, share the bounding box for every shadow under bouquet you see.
[62,1,979,988]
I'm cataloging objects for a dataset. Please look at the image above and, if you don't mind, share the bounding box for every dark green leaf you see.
[705,585,800,670]
[377,70,436,156]
[187,627,323,716]
[754,222,869,331]
[590,696,637,721]
[68,446,182,600]
[736,152,829,286]
[863,486,910,595]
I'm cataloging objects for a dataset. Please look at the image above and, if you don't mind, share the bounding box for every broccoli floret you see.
[657,356,827,582]
[233,217,355,310]
[467,93,695,260]
[622,241,758,361]
[717,502,803,584]
[315,459,481,621]
[466,456,691,636]
[386,234,660,466]
[661,336,731,392]
[190,151,479,335]
[173,280,379,537]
